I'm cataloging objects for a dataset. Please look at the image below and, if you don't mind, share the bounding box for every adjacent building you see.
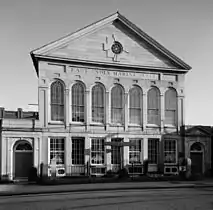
[0,12,196,180]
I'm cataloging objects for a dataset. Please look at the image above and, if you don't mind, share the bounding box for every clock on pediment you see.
[103,34,128,62]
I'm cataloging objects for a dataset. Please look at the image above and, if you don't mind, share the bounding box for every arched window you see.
[129,86,142,124]
[147,87,160,125]
[50,80,64,121]
[165,88,177,126]
[92,84,105,123]
[72,82,85,122]
[111,85,124,124]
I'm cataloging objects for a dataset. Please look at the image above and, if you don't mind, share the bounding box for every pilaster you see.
[124,92,128,131]
[105,91,110,130]
[85,90,90,130]
[123,137,129,166]
[106,136,111,171]
[65,88,70,127]
[143,137,148,160]
[160,93,165,130]
[38,86,48,127]
[142,92,147,130]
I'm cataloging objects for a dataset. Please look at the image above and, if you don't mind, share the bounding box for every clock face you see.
[111,41,123,54]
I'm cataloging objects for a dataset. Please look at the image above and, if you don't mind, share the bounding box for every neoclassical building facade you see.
[1,12,194,179]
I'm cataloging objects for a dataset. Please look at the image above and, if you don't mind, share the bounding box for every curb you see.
[0,183,213,197]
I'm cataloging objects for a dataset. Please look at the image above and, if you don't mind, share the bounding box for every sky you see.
[0,0,213,125]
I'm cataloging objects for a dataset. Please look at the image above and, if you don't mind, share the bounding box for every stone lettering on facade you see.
[162,74,177,82]
[68,66,160,80]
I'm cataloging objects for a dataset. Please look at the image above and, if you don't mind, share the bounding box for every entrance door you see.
[190,143,203,175]
[14,141,33,178]
[111,138,123,171]
[190,152,203,174]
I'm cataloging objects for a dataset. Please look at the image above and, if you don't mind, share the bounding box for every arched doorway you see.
[190,142,204,175]
[14,141,33,178]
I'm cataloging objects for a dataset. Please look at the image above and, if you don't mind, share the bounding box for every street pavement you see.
[0,179,213,196]
[0,186,213,210]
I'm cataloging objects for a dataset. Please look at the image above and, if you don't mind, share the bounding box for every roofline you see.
[116,12,191,70]
[33,54,189,74]
[31,11,191,74]
[30,11,119,55]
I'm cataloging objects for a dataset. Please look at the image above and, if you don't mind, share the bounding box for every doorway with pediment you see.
[13,140,33,179]
[190,142,204,175]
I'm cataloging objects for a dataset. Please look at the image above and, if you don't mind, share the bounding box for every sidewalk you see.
[0,180,213,196]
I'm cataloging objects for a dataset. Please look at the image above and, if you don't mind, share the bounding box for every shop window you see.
[164,139,177,164]
[50,138,65,165]
[91,138,105,164]
[129,139,142,164]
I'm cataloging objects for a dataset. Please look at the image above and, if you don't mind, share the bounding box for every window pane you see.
[72,83,85,122]
[164,140,176,164]
[111,86,124,124]
[129,87,141,124]
[165,110,176,125]
[92,85,104,123]
[147,88,160,125]
[91,138,105,164]
[50,138,65,165]
[72,138,85,165]
[129,139,142,164]
[165,89,177,125]
[51,81,64,121]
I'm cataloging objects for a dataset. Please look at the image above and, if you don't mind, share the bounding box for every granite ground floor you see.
[0,128,211,180]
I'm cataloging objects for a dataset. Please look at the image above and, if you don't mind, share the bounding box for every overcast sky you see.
[0,0,213,125]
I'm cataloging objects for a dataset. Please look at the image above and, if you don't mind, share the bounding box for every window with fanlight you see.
[129,86,142,125]
[50,80,65,121]
[165,88,177,126]
[111,85,124,124]
[147,87,160,125]
[92,84,105,123]
[72,82,85,122]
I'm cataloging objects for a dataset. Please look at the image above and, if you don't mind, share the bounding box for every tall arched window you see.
[147,87,160,125]
[92,84,105,123]
[129,86,142,124]
[72,82,85,122]
[165,88,177,126]
[50,80,64,121]
[111,85,124,124]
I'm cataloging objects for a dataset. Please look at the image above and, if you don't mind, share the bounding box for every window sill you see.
[128,124,142,127]
[48,121,64,125]
[90,165,106,167]
[110,123,124,127]
[70,122,85,125]
[164,124,176,128]
[146,124,160,128]
[90,122,105,126]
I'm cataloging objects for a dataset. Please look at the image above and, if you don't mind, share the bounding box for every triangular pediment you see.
[185,126,211,136]
[31,12,191,72]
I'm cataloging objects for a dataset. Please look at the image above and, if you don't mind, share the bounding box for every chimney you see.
[0,107,5,118]
[17,108,23,119]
